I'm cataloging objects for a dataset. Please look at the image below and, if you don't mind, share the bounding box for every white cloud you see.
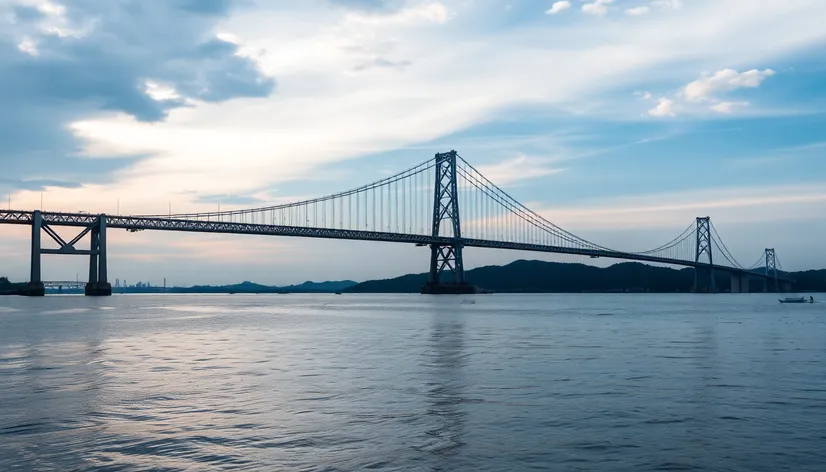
[5,0,826,284]
[647,68,776,116]
[345,1,451,25]
[540,183,826,231]
[546,1,571,15]
[12,0,826,214]
[651,0,683,10]
[143,81,181,102]
[684,68,776,102]
[643,91,653,99]
[19,0,96,39]
[711,101,750,114]
[16,37,37,55]
[476,155,564,186]
[648,97,676,117]
[626,6,649,15]
[582,0,614,16]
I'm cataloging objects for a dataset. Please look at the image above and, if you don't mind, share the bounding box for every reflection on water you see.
[1,293,825,471]
[418,313,466,464]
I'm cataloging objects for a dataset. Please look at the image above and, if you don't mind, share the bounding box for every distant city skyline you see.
[2,0,826,285]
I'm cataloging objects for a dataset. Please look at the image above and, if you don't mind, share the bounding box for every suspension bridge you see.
[0,151,790,296]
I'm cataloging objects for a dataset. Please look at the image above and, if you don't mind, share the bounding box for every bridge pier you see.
[693,267,717,293]
[23,211,111,296]
[85,215,111,296]
[730,273,750,293]
[24,211,45,296]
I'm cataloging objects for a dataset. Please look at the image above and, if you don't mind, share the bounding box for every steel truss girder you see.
[40,219,99,255]
[0,210,790,284]
[43,281,86,289]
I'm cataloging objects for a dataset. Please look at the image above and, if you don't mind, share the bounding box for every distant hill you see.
[6,263,826,296]
[788,270,826,292]
[288,280,358,292]
[345,260,823,294]
[157,279,358,294]
[0,276,26,295]
[1,277,358,295]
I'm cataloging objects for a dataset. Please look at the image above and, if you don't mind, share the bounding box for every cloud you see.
[684,69,776,103]
[327,0,405,12]
[0,0,274,194]
[626,6,649,15]
[545,1,571,15]
[475,155,564,186]
[177,0,235,15]
[0,178,83,192]
[5,0,826,217]
[648,68,776,117]
[12,4,44,22]
[647,97,676,117]
[711,101,750,114]
[352,56,412,71]
[582,0,614,16]
[651,0,682,10]
[540,183,826,231]
[195,194,267,205]
[343,1,450,25]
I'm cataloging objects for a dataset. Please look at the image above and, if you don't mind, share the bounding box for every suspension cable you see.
[709,222,744,268]
[138,160,436,219]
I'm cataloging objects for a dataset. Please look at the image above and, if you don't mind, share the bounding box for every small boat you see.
[779,296,813,304]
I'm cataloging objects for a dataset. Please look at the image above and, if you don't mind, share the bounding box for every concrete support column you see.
[88,229,99,284]
[30,210,41,284]
[26,211,45,296]
[98,215,107,284]
[693,266,717,293]
[731,272,751,293]
[730,273,750,293]
[85,216,112,296]
[730,273,741,293]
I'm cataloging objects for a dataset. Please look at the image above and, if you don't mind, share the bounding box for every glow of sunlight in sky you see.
[1,0,826,285]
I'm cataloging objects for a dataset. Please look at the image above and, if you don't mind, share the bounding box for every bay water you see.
[1,294,824,471]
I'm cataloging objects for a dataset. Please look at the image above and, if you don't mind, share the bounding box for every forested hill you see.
[346,260,826,293]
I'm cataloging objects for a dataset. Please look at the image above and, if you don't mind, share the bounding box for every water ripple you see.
[0,293,825,471]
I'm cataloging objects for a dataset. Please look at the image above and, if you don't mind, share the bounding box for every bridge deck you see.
[0,210,787,281]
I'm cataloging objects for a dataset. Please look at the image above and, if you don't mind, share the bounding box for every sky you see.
[1,0,826,286]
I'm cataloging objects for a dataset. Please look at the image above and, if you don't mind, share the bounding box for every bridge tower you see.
[764,248,780,293]
[421,151,476,294]
[693,216,717,293]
